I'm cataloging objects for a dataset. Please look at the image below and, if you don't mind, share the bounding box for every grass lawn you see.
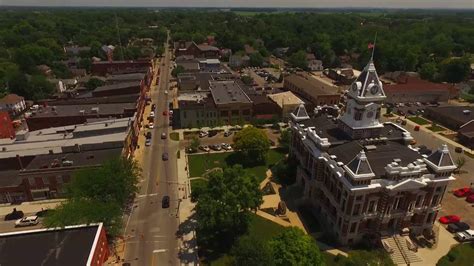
[437,243,474,266]
[169,132,180,141]
[428,124,447,132]
[408,116,430,125]
[188,149,286,181]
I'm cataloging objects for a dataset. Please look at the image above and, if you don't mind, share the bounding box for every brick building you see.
[174,41,220,59]
[290,59,456,246]
[91,60,151,76]
[284,72,341,108]
[0,111,15,139]
[0,223,108,266]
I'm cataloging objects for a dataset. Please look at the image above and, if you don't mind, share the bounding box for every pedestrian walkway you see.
[0,199,65,217]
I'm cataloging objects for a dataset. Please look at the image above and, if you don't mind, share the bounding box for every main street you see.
[123,35,181,265]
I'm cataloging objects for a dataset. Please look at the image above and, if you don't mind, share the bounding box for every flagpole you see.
[371,32,377,61]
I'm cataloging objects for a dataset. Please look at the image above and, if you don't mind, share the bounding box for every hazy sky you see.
[1,0,473,9]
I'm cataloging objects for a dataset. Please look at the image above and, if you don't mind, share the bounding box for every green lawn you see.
[408,116,430,125]
[169,132,180,141]
[437,243,474,266]
[188,149,286,181]
[428,124,447,132]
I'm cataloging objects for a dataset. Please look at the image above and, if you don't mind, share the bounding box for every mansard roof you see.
[345,150,375,178]
[291,104,310,122]
[425,144,457,170]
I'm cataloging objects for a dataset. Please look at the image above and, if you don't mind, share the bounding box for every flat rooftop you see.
[426,105,474,126]
[0,224,100,266]
[106,73,145,82]
[178,72,235,91]
[209,80,252,105]
[285,73,340,99]
[0,118,130,158]
[28,102,136,118]
[93,81,140,92]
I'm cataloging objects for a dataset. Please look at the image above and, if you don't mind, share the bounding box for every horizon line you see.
[1,6,473,10]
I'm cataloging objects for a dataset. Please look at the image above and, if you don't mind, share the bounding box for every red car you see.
[454,187,473,197]
[439,215,461,224]
[467,194,474,203]
[162,111,168,116]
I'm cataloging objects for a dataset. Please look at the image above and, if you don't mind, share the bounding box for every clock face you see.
[370,85,380,95]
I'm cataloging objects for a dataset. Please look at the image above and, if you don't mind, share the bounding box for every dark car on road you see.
[162,196,170,208]
[146,132,152,139]
[4,208,24,221]
[208,131,218,137]
[447,222,470,233]
[162,152,168,161]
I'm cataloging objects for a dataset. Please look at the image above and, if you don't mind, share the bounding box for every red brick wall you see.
[0,112,15,139]
[90,226,109,266]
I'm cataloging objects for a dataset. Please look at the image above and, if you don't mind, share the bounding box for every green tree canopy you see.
[232,235,274,266]
[268,227,324,266]
[233,126,270,164]
[196,165,263,246]
[278,128,291,152]
[249,52,264,67]
[439,57,471,83]
[171,65,185,77]
[241,75,254,85]
[419,62,438,81]
[288,50,308,69]
[85,77,105,90]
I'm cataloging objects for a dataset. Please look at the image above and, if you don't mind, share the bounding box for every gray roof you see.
[426,144,455,168]
[94,81,141,92]
[0,224,99,266]
[0,118,130,159]
[329,141,422,178]
[346,150,374,177]
[29,102,136,118]
[209,81,252,105]
[106,73,145,82]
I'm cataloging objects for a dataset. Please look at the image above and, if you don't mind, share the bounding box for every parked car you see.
[199,145,210,152]
[145,138,152,146]
[4,208,24,221]
[414,125,420,131]
[455,147,463,153]
[15,216,39,227]
[208,131,218,137]
[169,110,173,116]
[224,131,232,137]
[454,187,474,197]
[455,229,474,242]
[150,111,155,117]
[447,222,470,233]
[162,152,169,161]
[35,209,52,217]
[467,194,474,203]
[199,131,208,138]
[222,143,232,150]
[161,132,167,139]
[151,104,156,111]
[162,196,170,208]
[148,122,154,129]
[211,144,222,151]
[439,215,461,224]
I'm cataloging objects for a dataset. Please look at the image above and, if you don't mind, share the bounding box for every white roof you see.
[268,91,304,108]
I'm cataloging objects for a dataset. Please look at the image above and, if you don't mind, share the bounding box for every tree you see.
[268,227,324,266]
[271,157,297,185]
[78,58,92,73]
[241,75,254,85]
[278,128,291,151]
[85,77,105,90]
[196,165,263,246]
[419,62,438,81]
[439,57,470,83]
[456,156,466,171]
[233,126,270,164]
[44,156,140,237]
[67,157,140,207]
[28,75,55,101]
[249,52,264,67]
[171,65,185,77]
[233,235,274,266]
[288,50,307,69]
[189,136,200,152]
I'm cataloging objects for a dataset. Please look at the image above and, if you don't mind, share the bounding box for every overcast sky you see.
[1,0,473,9]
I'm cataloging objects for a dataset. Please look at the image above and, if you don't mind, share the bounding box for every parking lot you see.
[388,102,439,117]
[181,127,281,152]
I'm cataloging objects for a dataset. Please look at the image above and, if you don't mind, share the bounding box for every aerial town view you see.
[0,1,473,266]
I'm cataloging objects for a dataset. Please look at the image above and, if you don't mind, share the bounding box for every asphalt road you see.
[123,36,180,266]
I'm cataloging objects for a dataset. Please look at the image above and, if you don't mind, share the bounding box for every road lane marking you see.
[153,249,168,253]
[137,193,158,198]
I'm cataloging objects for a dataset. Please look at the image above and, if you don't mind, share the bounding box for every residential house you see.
[174,41,220,59]
[0,94,26,117]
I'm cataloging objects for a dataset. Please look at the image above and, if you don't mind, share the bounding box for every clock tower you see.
[338,59,386,139]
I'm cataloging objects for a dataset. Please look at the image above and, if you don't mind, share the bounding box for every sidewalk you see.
[0,199,65,217]
[177,130,199,266]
